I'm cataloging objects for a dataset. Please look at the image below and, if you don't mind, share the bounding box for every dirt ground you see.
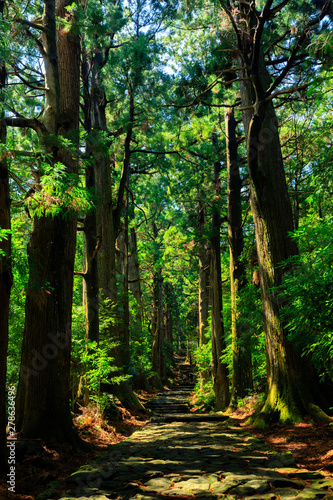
[1,393,333,500]
[0,393,151,500]
[228,396,333,480]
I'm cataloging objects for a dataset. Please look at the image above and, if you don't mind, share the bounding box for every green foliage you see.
[72,336,129,410]
[78,0,126,52]
[129,334,152,375]
[0,228,10,240]
[238,285,266,388]
[308,20,333,66]
[71,286,128,410]
[193,340,211,374]
[193,379,215,411]
[71,299,129,409]
[80,340,122,388]
[192,339,216,410]
[99,295,118,333]
[281,215,333,380]
[7,216,31,386]
[25,162,93,218]
[0,228,10,257]
[128,290,153,376]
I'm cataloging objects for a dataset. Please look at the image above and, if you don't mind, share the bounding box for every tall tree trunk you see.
[164,282,174,369]
[210,153,230,410]
[164,283,173,346]
[81,52,99,346]
[198,204,209,347]
[128,227,143,333]
[92,83,117,312]
[81,132,99,409]
[115,179,130,369]
[225,108,252,410]
[75,46,101,408]
[197,203,210,387]
[151,223,166,383]
[0,27,12,472]
[116,228,130,370]
[151,269,165,381]
[16,0,83,444]
[233,2,331,424]
[128,228,142,305]
[89,51,143,412]
[89,60,120,371]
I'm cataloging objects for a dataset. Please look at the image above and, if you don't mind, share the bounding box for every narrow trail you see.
[50,357,333,500]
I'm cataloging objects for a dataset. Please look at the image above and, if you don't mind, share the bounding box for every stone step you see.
[169,389,193,395]
[146,403,190,412]
[176,384,195,390]
[146,398,190,405]
[151,407,190,415]
[146,355,197,418]
[151,413,229,423]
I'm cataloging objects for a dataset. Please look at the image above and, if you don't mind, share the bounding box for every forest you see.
[0,0,333,486]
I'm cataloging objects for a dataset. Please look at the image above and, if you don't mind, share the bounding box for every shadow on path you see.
[45,359,333,499]
[51,417,332,500]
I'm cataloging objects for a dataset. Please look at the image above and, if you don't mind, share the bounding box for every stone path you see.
[53,418,333,500]
[145,360,196,421]
[46,364,333,499]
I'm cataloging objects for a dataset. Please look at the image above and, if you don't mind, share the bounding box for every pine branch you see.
[266,53,307,66]
[266,83,308,102]
[5,116,45,133]
[218,0,243,59]
[266,0,332,97]
[165,68,248,109]
[13,17,45,32]
[252,0,275,70]
[269,0,291,18]
[131,149,179,154]
[73,271,87,277]
[13,69,48,91]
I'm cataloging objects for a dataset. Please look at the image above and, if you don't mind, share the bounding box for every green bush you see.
[193,379,215,410]
[281,214,333,380]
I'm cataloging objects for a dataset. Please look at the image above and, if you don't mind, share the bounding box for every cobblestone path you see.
[54,417,333,500]
[47,366,333,500]
[44,357,333,499]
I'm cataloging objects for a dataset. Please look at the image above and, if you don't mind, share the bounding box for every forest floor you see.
[228,396,333,480]
[1,392,333,500]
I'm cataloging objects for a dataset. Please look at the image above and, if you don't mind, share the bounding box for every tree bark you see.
[164,282,174,370]
[151,223,166,383]
[16,0,83,444]
[225,108,252,410]
[88,45,144,412]
[164,283,173,347]
[197,203,210,387]
[115,226,130,369]
[210,152,230,410]
[128,228,142,305]
[81,51,99,346]
[198,204,209,347]
[128,227,143,333]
